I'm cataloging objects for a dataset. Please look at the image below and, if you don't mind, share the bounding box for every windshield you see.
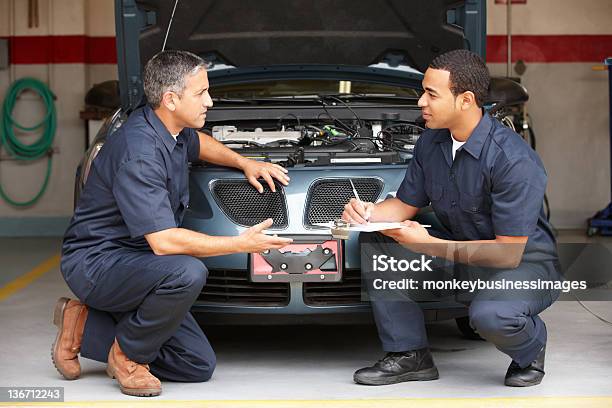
[211,79,422,99]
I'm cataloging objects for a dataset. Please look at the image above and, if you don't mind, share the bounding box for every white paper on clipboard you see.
[312,222,431,232]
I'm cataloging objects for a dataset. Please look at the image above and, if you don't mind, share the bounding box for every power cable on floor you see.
[573,294,612,326]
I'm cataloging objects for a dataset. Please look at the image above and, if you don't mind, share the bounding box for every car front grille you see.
[302,269,365,306]
[304,178,384,226]
[198,269,290,306]
[210,179,288,228]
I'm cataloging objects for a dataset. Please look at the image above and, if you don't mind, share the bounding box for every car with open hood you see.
[77,0,493,332]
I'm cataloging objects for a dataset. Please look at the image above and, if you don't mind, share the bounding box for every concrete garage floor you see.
[0,236,611,407]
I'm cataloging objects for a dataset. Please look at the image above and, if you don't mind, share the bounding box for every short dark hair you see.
[143,50,207,109]
[429,49,490,107]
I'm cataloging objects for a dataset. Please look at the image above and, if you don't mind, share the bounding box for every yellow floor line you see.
[0,253,60,302]
[1,396,612,408]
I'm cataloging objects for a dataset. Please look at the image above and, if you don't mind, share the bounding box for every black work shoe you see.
[353,348,439,385]
[504,346,546,387]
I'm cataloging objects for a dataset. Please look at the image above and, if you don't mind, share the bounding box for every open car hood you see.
[115,0,486,111]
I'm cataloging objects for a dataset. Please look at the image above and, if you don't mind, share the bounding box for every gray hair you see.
[143,50,207,109]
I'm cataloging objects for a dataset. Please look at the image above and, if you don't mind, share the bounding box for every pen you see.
[349,178,361,202]
[349,179,370,221]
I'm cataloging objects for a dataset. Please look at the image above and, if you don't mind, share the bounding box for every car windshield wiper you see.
[317,93,421,101]
[214,93,419,104]
[213,96,323,104]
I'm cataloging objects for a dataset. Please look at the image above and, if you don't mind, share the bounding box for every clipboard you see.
[312,221,431,232]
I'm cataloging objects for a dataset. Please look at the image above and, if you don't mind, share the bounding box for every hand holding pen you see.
[342,179,376,224]
[342,179,432,229]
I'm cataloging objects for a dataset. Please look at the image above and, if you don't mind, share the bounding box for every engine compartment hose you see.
[0,77,56,207]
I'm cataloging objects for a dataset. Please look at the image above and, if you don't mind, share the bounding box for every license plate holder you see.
[250,234,342,283]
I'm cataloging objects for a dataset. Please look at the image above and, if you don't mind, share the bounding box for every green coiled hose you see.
[0,77,56,207]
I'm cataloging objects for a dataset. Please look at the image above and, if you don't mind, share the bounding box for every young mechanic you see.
[52,50,293,397]
[342,49,561,387]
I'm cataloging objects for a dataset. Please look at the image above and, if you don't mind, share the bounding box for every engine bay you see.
[203,99,425,167]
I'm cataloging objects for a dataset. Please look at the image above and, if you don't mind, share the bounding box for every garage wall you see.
[0,0,610,234]
[84,0,116,89]
[0,0,116,235]
[487,0,612,229]
[0,0,86,229]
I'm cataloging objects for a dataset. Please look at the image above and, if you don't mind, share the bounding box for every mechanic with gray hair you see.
[52,50,292,397]
[343,49,561,388]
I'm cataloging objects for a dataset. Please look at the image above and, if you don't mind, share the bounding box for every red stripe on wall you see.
[2,35,611,65]
[487,35,612,63]
[85,37,118,64]
[6,35,116,64]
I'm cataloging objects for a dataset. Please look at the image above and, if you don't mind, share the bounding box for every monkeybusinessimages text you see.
[369,254,586,294]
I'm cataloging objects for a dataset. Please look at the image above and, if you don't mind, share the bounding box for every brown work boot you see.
[51,297,88,380]
[106,338,162,397]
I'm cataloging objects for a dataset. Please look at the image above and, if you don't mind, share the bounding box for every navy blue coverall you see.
[61,105,215,382]
[362,113,561,368]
